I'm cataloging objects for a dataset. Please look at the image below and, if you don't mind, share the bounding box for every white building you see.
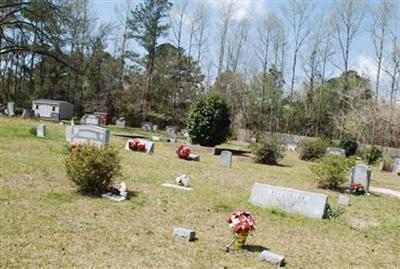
[32,99,73,120]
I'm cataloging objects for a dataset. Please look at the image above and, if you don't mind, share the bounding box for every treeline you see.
[1,0,399,147]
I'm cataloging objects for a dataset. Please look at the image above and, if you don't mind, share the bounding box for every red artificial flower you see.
[176,145,192,160]
[69,141,81,151]
[227,211,256,235]
[129,139,146,152]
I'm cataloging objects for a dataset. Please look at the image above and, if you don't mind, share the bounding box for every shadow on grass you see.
[244,244,269,253]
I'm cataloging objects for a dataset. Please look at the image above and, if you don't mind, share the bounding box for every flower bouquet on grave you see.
[225,211,256,251]
[176,145,192,160]
[69,141,81,152]
[128,139,146,152]
[350,183,365,195]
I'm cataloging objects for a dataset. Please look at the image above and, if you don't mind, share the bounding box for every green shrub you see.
[29,127,36,136]
[299,138,327,161]
[339,137,358,157]
[252,137,285,165]
[65,144,121,196]
[381,158,394,172]
[311,156,355,189]
[364,145,383,165]
[187,95,231,147]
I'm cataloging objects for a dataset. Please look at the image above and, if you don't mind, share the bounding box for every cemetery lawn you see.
[1,117,400,269]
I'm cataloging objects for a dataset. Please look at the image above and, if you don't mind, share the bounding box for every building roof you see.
[32,99,72,105]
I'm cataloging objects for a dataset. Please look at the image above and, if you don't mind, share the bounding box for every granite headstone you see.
[351,164,371,193]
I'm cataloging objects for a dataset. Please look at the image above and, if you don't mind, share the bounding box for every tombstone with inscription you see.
[116,118,126,128]
[7,102,15,116]
[66,125,110,146]
[351,164,371,193]
[326,147,346,156]
[287,143,297,152]
[169,133,177,143]
[249,182,328,219]
[83,114,101,126]
[393,158,400,176]
[125,139,154,154]
[36,124,46,137]
[152,124,158,132]
[220,150,232,168]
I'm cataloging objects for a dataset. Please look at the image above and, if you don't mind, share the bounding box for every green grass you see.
[1,117,399,268]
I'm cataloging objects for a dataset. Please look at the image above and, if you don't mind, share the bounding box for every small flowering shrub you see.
[176,145,192,160]
[311,155,355,189]
[128,139,146,152]
[226,211,256,235]
[350,183,365,195]
[65,144,121,196]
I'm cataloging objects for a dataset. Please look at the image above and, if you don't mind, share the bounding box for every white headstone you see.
[83,114,101,126]
[116,118,126,128]
[66,125,110,146]
[326,147,346,156]
[260,250,285,267]
[141,122,153,131]
[249,183,328,219]
[351,164,371,193]
[220,150,232,168]
[36,124,46,137]
[393,158,400,175]
[287,143,297,152]
[7,102,15,116]
[125,139,154,154]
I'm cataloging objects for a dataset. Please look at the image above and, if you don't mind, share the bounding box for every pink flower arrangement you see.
[69,141,81,151]
[350,183,365,195]
[129,139,146,152]
[176,145,192,160]
[226,211,256,235]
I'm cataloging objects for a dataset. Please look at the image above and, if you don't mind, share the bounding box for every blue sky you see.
[91,0,400,97]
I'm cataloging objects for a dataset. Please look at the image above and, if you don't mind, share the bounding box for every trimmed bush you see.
[65,144,121,196]
[364,145,383,165]
[299,138,327,161]
[187,95,230,147]
[311,156,355,189]
[339,137,358,157]
[252,137,285,165]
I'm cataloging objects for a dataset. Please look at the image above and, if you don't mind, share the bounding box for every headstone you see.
[338,195,349,206]
[260,250,285,267]
[36,124,46,137]
[220,150,232,168]
[151,136,160,142]
[162,183,192,191]
[326,147,346,156]
[125,139,154,154]
[165,125,176,134]
[66,125,110,146]
[173,227,196,241]
[393,158,400,176]
[21,108,33,118]
[169,134,177,143]
[249,183,328,219]
[7,102,15,116]
[83,114,101,126]
[250,137,257,144]
[188,154,200,161]
[152,124,158,131]
[141,122,153,131]
[116,118,126,128]
[287,143,297,152]
[351,164,371,193]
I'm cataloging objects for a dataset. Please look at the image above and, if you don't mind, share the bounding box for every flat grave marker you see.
[125,139,154,154]
[173,227,196,241]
